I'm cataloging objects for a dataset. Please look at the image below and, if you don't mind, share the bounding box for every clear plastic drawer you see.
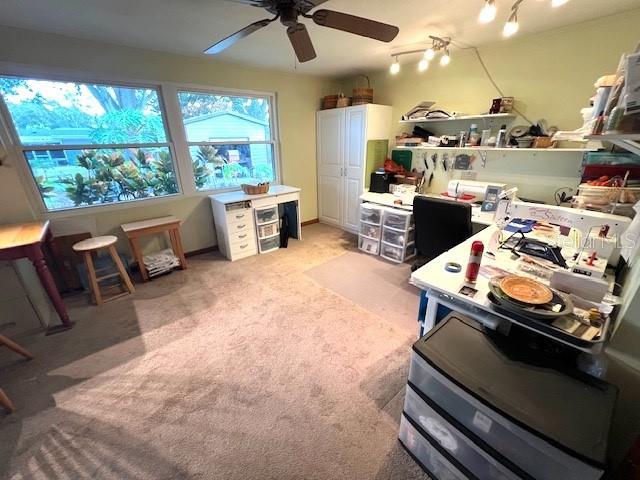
[360,203,383,225]
[380,242,415,263]
[399,414,467,480]
[408,353,603,480]
[358,235,380,255]
[360,223,381,240]
[404,385,520,479]
[382,227,415,246]
[383,209,413,230]
[255,205,278,225]
[258,235,280,254]
[257,222,279,239]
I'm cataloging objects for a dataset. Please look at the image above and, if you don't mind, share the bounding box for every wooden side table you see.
[0,221,73,334]
[120,216,187,282]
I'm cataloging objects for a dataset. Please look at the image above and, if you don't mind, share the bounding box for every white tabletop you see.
[360,191,495,226]
[209,185,300,204]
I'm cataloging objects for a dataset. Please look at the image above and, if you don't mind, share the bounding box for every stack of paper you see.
[143,248,180,277]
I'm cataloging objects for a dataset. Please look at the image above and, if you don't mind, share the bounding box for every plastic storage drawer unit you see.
[359,236,380,255]
[399,413,468,480]
[407,315,614,480]
[360,223,381,240]
[403,385,521,479]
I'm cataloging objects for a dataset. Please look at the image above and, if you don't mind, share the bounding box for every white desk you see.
[360,191,495,226]
[410,226,610,354]
[210,185,301,261]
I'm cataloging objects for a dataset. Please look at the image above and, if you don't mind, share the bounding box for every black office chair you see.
[411,196,473,271]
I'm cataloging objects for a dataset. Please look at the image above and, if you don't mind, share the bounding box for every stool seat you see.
[72,235,135,305]
[72,235,118,252]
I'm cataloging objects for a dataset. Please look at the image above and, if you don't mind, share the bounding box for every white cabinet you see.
[317,104,392,233]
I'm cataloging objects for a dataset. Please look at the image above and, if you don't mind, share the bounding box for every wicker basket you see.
[241,183,270,195]
[321,95,339,110]
[352,75,373,105]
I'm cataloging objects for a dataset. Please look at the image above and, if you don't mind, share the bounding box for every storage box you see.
[358,235,380,255]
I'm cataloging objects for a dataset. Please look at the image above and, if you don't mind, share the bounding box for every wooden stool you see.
[0,334,34,413]
[72,235,135,305]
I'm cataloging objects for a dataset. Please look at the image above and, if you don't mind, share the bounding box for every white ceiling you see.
[0,0,637,77]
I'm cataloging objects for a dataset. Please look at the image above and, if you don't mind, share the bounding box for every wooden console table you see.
[0,221,73,334]
[120,216,187,282]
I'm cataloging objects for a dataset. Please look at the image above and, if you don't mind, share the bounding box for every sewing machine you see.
[494,197,632,279]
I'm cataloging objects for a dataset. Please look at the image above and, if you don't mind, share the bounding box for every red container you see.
[465,241,484,283]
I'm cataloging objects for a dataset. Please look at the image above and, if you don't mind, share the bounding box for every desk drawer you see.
[399,414,467,480]
[408,352,603,480]
[226,209,252,223]
[276,192,298,204]
[229,230,256,245]
[227,220,254,234]
[229,240,257,257]
[404,385,520,480]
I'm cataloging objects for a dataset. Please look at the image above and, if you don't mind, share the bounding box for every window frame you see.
[0,63,282,218]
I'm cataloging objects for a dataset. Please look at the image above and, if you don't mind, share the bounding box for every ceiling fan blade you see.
[312,9,399,42]
[287,23,317,63]
[204,18,273,54]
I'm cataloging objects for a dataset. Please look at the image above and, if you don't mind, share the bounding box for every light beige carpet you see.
[0,223,429,480]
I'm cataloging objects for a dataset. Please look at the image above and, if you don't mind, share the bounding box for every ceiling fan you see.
[204,0,400,63]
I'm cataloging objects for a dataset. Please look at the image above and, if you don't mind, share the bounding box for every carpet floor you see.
[0,223,429,480]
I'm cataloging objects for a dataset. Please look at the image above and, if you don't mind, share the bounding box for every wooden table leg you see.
[24,243,73,331]
[0,335,34,360]
[0,388,15,413]
[129,237,148,282]
[169,228,187,270]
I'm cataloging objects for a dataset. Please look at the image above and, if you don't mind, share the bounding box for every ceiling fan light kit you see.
[204,0,399,63]
[388,35,451,76]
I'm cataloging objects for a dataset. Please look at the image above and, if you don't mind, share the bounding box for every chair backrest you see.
[413,196,473,260]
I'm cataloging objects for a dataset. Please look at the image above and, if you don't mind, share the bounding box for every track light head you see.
[478,0,497,24]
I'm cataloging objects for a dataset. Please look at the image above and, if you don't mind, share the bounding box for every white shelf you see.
[399,113,516,124]
[585,133,640,156]
[394,145,593,153]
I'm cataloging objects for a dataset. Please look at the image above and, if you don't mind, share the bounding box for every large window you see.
[0,75,280,213]
[0,77,177,211]
[177,91,276,191]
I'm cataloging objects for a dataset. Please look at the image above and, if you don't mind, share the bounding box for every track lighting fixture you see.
[551,0,569,6]
[478,0,497,24]
[390,56,400,75]
[389,35,451,76]
[503,8,520,37]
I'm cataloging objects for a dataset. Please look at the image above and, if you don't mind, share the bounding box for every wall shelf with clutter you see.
[395,145,593,154]
[585,133,640,156]
[399,113,516,124]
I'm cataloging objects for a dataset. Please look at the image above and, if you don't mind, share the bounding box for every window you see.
[177,91,277,191]
[0,76,178,211]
